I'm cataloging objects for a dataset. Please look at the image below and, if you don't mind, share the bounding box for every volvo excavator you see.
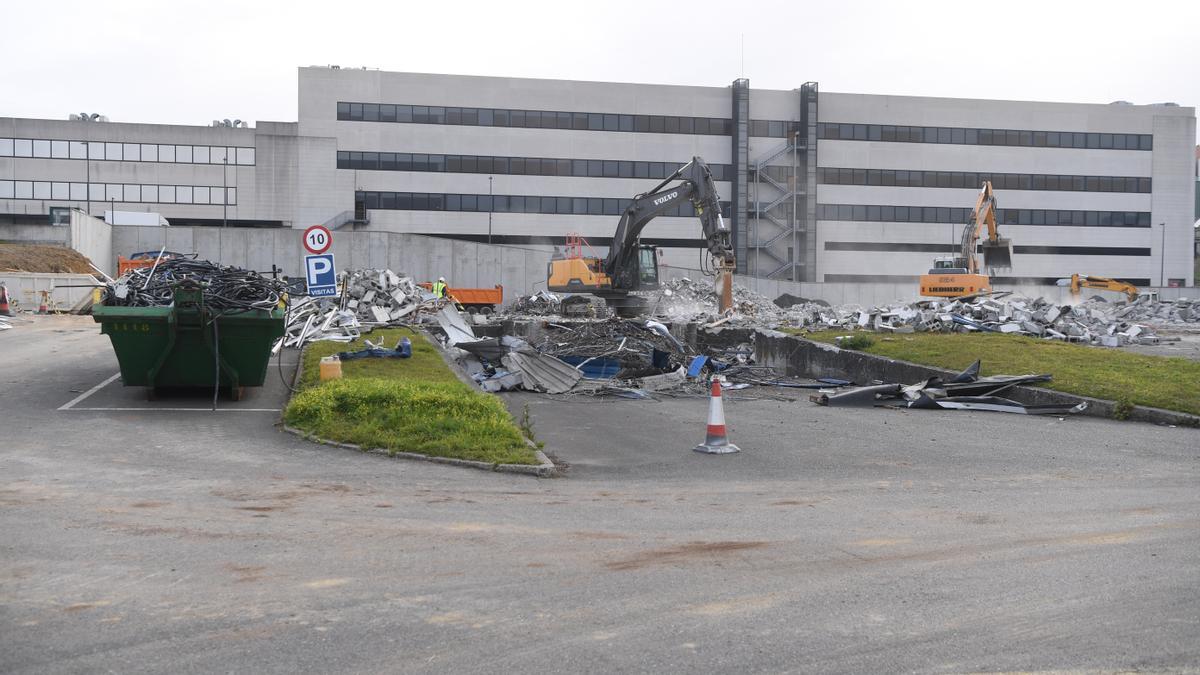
[547,157,736,315]
[919,181,1014,297]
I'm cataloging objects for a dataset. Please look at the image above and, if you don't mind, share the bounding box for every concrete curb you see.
[721,327,1200,428]
[280,424,557,477]
[278,330,558,478]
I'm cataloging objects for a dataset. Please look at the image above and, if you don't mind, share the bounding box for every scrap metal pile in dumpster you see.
[94,255,287,399]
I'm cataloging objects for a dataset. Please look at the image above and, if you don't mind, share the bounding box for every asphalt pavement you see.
[2,315,1198,673]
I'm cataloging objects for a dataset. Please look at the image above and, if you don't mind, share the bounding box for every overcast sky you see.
[3,0,1197,141]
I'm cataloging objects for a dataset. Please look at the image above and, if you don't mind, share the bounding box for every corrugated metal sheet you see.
[502,351,582,394]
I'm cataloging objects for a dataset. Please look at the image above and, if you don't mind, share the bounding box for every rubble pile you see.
[506,290,562,316]
[778,293,1198,347]
[341,269,431,325]
[651,277,785,324]
[280,268,443,349]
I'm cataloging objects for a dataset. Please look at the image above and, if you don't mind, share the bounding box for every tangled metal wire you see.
[103,258,288,314]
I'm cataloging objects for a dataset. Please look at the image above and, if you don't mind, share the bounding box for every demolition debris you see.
[810,359,1087,416]
[281,268,443,349]
[639,277,1197,348]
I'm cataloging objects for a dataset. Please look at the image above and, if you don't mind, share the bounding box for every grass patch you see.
[798,330,1200,417]
[286,328,538,465]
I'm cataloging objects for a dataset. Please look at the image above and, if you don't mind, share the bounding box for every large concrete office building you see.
[3,66,1196,286]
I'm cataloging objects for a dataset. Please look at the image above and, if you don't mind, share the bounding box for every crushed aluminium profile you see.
[810,359,1088,416]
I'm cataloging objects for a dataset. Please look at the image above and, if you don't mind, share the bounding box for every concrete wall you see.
[0,223,65,245]
[110,226,556,304]
[68,210,112,276]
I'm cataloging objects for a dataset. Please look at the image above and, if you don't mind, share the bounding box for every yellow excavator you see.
[919,181,1013,297]
[1057,274,1154,302]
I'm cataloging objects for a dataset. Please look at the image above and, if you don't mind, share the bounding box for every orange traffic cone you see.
[693,379,740,454]
[0,285,12,317]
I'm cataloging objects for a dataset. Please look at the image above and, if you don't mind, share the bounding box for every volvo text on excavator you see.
[547,157,736,315]
[919,181,1014,297]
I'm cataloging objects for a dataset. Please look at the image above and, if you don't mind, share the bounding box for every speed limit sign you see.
[303,225,332,255]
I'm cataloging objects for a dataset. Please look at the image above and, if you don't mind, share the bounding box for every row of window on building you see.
[337,151,733,182]
[0,138,255,165]
[336,102,795,138]
[816,203,1151,227]
[818,122,1152,151]
[0,180,236,205]
[357,191,731,218]
[817,167,1152,193]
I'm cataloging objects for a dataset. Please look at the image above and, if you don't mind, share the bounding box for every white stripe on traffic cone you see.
[693,379,740,454]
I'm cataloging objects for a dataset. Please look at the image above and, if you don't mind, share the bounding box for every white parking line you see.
[66,407,281,412]
[58,372,121,410]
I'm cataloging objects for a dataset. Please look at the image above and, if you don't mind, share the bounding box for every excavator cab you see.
[930,256,968,274]
[633,245,660,290]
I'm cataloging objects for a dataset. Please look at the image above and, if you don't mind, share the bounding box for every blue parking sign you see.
[304,254,338,297]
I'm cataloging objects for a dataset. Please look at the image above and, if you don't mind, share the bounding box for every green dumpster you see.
[93,282,285,399]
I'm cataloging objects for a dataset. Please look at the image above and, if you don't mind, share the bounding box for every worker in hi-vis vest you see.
[432,277,449,298]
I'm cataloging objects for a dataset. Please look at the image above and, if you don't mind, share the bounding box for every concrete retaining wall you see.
[744,329,1198,427]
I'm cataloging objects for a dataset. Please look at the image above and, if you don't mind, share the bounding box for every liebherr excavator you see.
[547,157,736,315]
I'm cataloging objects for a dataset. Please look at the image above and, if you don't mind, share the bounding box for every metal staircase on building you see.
[744,82,819,283]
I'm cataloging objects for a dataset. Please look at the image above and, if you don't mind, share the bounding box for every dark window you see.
[771,121,787,138]
[572,159,588,177]
[557,112,572,130]
[349,103,363,120]
[1139,135,1152,150]
[1138,177,1151,193]
[380,104,396,122]
[924,127,939,143]
[938,128,952,144]
[587,159,603,177]
[336,151,349,168]
[634,115,650,132]
[951,128,965,144]
[881,125,896,141]
[511,110,526,127]
[649,116,665,133]
[979,129,994,144]
[337,102,350,120]
[618,161,634,178]
[664,116,680,133]
[604,114,619,132]
[573,113,589,130]
[619,115,634,132]
[587,198,603,215]
[588,113,604,131]
[446,107,462,124]
[603,160,618,178]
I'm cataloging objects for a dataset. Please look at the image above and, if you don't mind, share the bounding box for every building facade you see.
[2,67,1196,286]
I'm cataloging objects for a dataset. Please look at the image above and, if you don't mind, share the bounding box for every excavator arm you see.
[961,181,1012,274]
[604,157,736,311]
[604,157,734,285]
[1066,274,1140,302]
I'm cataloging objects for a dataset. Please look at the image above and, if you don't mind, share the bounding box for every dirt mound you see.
[0,244,96,274]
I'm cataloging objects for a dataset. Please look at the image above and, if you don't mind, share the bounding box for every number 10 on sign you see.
[303,225,332,255]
